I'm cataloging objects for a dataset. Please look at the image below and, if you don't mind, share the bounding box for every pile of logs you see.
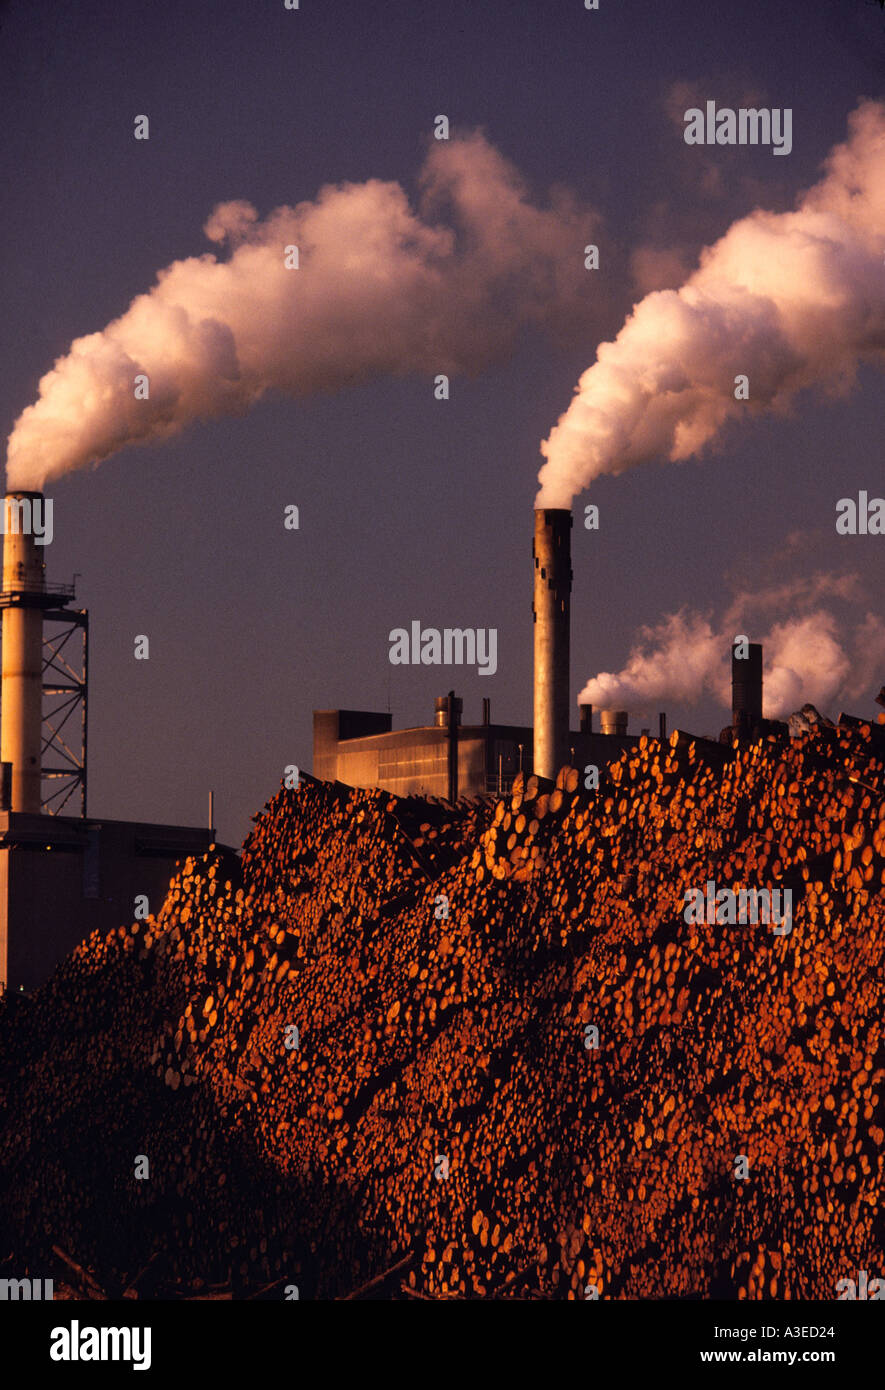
[0,718,883,1299]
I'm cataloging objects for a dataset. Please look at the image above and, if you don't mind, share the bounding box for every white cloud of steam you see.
[760,613,852,715]
[581,611,723,711]
[579,575,885,721]
[538,99,885,507]
[6,133,604,488]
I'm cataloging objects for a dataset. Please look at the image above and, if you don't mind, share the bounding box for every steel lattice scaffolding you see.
[41,606,88,816]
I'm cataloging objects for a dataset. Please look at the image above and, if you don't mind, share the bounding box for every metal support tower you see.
[41,604,89,816]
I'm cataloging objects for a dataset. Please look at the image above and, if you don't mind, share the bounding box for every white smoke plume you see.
[538,99,885,507]
[579,575,885,721]
[6,133,602,488]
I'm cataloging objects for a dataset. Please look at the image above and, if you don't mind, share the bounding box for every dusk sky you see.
[1,0,883,847]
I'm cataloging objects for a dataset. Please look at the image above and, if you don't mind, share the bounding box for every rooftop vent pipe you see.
[600,709,628,736]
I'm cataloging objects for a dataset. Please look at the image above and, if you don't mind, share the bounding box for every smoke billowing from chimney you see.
[537,100,885,508]
[6,134,604,489]
[579,589,885,720]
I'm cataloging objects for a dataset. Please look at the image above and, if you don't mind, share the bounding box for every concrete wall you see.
[0,813,219,994]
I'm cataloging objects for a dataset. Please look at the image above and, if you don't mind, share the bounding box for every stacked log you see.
[0,725,883,1299]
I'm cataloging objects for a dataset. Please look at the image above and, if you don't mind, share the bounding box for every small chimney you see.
[732,642,763,737]
[600,709,628,736]
[579,703,593,734]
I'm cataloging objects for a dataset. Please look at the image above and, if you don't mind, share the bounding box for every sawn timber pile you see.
[0,723,883,1299]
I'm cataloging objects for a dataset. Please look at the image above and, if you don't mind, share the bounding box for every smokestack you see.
[579,702,592,734]
[732,642,763,737]
[1,492,46,812]
[659,711,667,741]
[533,509,571,780]
[600,709,628,736]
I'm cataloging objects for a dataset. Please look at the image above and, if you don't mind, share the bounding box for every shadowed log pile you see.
[0,721,883,1299]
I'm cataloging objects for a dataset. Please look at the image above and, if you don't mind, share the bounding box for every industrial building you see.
[0,811,218,994]
[0,489,778,993]
[314,510,648,799]
[312,510,775,802]
[0,490,216,994]
[314,697,639,800]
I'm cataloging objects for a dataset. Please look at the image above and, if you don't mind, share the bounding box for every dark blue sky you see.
[1,0,883,846]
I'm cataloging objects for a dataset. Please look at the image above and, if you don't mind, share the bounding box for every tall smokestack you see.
[1,492,46,812]
[533,509,571,780]
[732,641,763,738]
